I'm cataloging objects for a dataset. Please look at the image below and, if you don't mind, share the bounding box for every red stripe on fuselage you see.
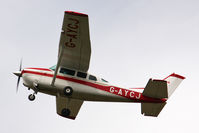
[22,70,166,103]
[26,68,52,72]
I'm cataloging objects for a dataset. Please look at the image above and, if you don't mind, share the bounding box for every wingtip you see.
[60,115,76,120]
[65,11,88,17]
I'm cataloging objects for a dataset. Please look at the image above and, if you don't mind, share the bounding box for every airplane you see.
[13,11,185,120]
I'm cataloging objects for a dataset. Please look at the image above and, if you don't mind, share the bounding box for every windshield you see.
[101,78,108,83]
[49,65,56,71]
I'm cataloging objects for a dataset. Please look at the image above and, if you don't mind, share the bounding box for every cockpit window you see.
[49,65,56,71]
[60,68,75,76]
[101,78,108,83]
[89,75,97,81]
[77,72,87,78]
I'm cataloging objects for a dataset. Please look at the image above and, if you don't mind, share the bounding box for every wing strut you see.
[51,45,64,86]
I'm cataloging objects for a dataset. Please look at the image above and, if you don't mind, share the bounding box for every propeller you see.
[13,59,23,93]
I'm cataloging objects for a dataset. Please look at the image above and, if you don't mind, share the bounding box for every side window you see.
[77,72,87,78]
[60,68,75,76]
[89,75,97,81]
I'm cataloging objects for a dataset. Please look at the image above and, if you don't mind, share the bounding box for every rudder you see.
[163,73,185,98]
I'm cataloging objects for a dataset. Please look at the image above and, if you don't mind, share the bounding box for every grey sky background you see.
[0,0,198,132]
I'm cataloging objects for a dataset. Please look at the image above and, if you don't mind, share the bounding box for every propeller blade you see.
[16,76,21,92]
[19,58,22,71]
[15,58,23,93]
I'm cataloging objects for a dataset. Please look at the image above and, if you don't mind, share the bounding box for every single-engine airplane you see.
[13,11,185,120]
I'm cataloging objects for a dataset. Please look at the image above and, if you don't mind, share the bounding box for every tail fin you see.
[163,73,185,98]
[141,73,185,117]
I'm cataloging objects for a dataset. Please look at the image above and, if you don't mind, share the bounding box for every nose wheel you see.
[28,81,38,101]
[28,94,36,101]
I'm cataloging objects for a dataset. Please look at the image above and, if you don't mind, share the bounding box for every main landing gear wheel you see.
[63,86,73,96]
[61,108,71,117]
[28,94,35,101]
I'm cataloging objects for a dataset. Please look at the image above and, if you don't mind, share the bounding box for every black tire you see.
[61,108,70,117]
[28,94,35,101]
[63,86,73,96]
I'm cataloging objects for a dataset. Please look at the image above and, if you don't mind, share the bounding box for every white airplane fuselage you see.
[22,67,166,103]
[13,11,185,119]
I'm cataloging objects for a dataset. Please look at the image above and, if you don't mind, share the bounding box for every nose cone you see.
[13,71,22,77]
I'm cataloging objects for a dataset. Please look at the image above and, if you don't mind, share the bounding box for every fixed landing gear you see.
[61,108,71,117]
[28,94,35,101]
[28,91,37,101]
[63,86,73,96]
[28,81,39,101]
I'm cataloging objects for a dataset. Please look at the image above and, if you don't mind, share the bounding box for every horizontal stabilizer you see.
[141,102,166,117]
[143,79,168,99]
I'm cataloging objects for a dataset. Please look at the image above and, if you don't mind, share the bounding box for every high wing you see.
[59,11,91,71]
[51,11,91,86]
[56,96,84,120]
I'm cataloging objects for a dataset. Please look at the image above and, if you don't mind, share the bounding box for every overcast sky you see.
[0,0,199,133]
